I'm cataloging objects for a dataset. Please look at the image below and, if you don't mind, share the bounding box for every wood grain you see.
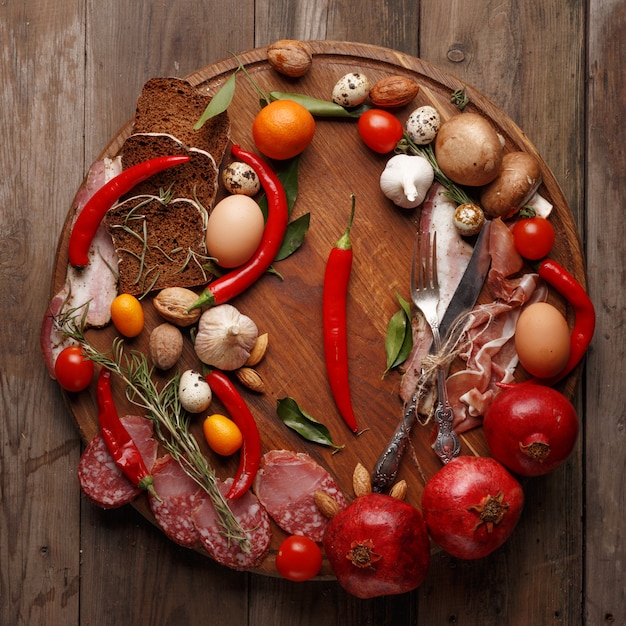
[51,42,583,579]
[3,0,623,623]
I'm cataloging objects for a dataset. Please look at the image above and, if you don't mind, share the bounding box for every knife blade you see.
[371,221,492,493]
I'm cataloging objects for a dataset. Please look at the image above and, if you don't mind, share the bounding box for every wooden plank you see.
[417,1,585,623]
[585,0,626,623]
[0,1,85,624]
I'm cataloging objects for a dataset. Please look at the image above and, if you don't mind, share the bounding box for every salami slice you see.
[192,478,271,570]
[253,449,347,542]
[77,415,158,509]
[148,455,203,548]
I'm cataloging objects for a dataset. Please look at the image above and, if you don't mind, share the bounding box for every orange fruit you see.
[203,414,243,456]
[252,99,316,160]
[110,293,145,337]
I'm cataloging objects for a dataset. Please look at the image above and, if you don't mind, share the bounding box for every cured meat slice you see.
[78,415,158,508]
[148,455,203,548]
[192,478,271,570]
[253,450,347,542]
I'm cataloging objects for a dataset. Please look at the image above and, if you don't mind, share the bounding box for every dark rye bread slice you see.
[131,77,231,166]
[104,194,209,296]
[116,133,218,209]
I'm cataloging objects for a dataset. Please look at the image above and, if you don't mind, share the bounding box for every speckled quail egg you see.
[221,161,261,196]
[332,72,371,107]
[179,369,212,414]
[453,203,486,237]
[405,105,441,145]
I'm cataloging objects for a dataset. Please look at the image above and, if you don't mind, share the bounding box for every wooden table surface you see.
[2,1,623,624]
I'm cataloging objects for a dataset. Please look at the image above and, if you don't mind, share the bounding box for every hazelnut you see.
[267,39,312,77]
[149,323,183,370]
[369,75,420,108]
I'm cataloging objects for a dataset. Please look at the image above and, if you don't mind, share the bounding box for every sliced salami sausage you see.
[192,478,271,570]
[78,415,158,509]
[148,455,203,549]
[253,449,347,542]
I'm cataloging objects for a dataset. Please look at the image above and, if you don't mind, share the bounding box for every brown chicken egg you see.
[205,195,265,268]
[515,302,571,379]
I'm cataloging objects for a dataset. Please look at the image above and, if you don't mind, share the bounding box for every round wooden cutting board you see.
[51,41,585,578]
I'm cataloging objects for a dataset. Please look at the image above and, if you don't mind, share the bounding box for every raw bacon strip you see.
[192,478,271,570]
[253,450,347,542]
[41,157,122,378]
[78,415,158,508]
[148,455,203,548]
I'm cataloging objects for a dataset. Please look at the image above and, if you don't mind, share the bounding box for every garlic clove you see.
[194,304,259,371]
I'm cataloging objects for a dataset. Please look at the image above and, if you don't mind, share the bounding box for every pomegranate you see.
[421,456,524,560]
[483,383,579,476]
[322,492,430,598]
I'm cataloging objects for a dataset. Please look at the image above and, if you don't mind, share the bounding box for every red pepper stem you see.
[69,155,190,268]
[335,193,356,251]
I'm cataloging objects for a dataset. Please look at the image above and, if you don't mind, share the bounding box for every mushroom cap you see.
[480,151,542,218]
[434,113,504,186]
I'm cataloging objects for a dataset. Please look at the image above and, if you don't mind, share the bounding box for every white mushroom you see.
[332,73,371,107]
[405,105,441,145]
[379,154,435,209]
[179,370,212,414]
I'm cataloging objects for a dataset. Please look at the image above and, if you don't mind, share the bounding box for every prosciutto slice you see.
[77,415,158,508]
[253,449,347,542]
[41,157,122,378]
[445,219,548,432]
[192,478,271,570]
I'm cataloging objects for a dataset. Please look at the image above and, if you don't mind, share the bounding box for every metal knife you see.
[371,221,493,493]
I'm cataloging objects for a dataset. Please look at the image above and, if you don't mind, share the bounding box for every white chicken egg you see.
[206,195,265,268]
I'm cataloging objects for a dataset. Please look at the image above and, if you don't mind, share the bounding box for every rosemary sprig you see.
[395,134,477,206]
[57,312,251,553]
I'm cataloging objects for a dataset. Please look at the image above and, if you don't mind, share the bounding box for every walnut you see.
[369,75,420,108]
[153,287,201,327]
[267,40,313,77]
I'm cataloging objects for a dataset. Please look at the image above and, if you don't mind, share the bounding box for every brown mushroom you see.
[434,113,504,186]
[480,151,542,218]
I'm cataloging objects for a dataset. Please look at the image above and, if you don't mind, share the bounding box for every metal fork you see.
[371,230,461,493]
[410,230,461,464]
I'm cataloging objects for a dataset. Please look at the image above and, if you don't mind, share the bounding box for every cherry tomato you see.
[512,216,555,260]
[54,346,94,392]
[357,109,404,154]
[275,535,323,582]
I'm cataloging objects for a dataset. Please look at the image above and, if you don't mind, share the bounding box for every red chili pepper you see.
[205,369,262,500]
[190,145,289,309]
[68,155,190,268]
[322,194,358,433]
[96,368,158,498]
[534,258,596,385]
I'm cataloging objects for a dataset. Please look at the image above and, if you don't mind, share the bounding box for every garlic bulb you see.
[379,154,435,209]
[194,304,259,370]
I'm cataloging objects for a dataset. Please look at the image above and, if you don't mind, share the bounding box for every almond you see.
[352,463,372,498]
[369,75,420,108]
[244,332,269,367]
[314,490,341,519]
[234,367,265,393]
[389,479,408,501]
[267,40,312,78]
[153,287,201,327]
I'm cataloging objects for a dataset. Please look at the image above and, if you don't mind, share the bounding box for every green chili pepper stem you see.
[188,288,216,311]
[335,194,356,251]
